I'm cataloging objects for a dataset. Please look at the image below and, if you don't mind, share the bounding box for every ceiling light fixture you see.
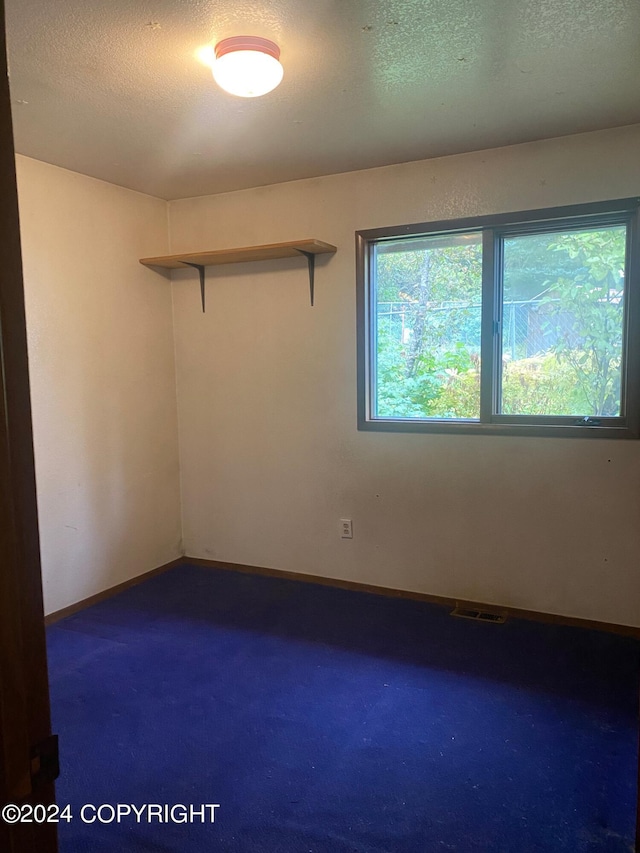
[212,36,283,98]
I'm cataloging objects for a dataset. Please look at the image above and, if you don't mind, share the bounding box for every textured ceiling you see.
[6,0,640,200]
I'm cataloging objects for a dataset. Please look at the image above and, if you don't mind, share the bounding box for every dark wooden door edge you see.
[0,0,58,846]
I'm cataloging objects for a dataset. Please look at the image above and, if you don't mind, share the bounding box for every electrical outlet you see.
[340,518,353,539]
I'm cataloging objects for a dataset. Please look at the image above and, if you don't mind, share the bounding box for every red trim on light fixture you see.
[214,36,280,61]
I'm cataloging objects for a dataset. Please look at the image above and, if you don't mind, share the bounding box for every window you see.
[356,199,640,438]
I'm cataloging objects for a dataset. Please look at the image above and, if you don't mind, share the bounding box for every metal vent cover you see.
[450,606,507,624]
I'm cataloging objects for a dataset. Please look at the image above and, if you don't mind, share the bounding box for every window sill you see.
[358,417,637,439]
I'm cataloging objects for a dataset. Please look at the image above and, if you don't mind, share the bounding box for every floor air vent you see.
[450,606,507,624]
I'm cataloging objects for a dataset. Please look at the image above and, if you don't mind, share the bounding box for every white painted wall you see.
[169,125,640,628]
[16,155,182,615]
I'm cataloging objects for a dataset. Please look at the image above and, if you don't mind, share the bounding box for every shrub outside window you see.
[356,199,640,438]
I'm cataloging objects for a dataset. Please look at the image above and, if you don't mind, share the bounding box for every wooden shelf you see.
[139,239,337,311]
[139,239,336,271]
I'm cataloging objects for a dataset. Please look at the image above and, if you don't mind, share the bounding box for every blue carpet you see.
[47,564,639,852]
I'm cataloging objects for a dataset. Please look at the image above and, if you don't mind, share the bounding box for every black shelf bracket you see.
[183,262,206,312]
[182,251,319,311]
[294,249,316,307]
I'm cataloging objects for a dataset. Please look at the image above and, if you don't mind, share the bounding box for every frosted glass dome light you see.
[212,36,283,98]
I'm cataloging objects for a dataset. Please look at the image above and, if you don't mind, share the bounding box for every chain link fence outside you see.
[377,299,576,358]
